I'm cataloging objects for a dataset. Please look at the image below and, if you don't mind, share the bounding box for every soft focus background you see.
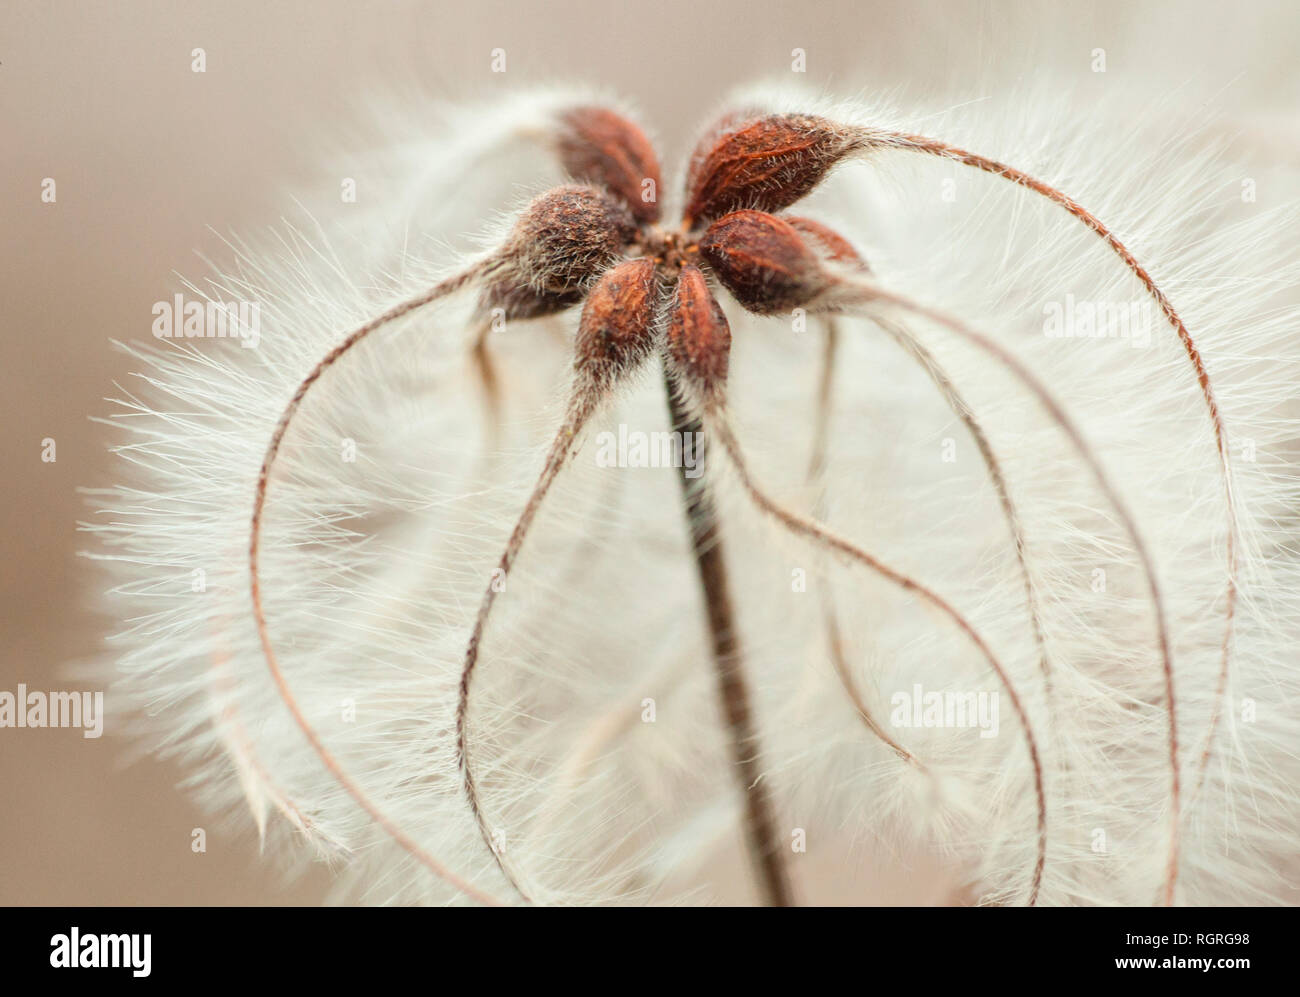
[1,0,1296,904]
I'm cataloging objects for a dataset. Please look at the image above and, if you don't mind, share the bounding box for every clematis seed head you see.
[698,209,830,315]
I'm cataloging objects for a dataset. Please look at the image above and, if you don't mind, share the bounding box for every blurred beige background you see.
[1,0,1295,904]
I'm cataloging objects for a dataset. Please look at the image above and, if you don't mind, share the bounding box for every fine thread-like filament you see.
[806,319,925,767]
[706,405,1047,905]
[872,315,1052,691]
[249,268,504,905]
[456,388,604,903]
[833,278,1180,904]
[869,130,1237,815]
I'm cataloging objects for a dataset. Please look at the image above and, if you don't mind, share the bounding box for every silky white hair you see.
[90,80,1300,905]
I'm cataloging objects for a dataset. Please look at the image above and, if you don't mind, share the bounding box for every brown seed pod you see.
[782,215,869,270]
[504,184,638,294]
[557,106,662,225]
[477,280,584,322]
[683,114,865,228]
[574,257,660,386]
[698,209,830,315]
[667,264,731,392]
[682,107,760,196]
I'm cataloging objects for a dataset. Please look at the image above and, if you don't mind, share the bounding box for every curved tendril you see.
[869,130,1237,802]
[706,406,1046,905]
[824,613,925,768]
[868,313,1082,807]
[834,278,1181,904]
[807,318,926,768]
[208,627,337,853]
[470,320,503,449]
[873,315,1052,691]
[491,415,636,860]
[807,318,839,487]
[456,389,604,903]
[249,267,505,906]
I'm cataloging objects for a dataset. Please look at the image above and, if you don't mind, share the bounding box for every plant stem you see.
[662,368,794,907]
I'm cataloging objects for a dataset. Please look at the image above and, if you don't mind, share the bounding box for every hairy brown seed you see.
[683,114,864,228]
[698,210,830,314]
[574,258,659,387]
[557,106,662,225]
[683,107,759,195]
[478,279,584,321]
[505,184,638,294]
[782,215,869,270]
[667,264,731,391]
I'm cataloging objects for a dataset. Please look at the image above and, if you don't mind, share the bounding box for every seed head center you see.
[635,226,701,277]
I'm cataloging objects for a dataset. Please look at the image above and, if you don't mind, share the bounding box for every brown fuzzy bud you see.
[667,264,731,390]
[477,280,584,322]
[683,114,864,228]
[682,107,758,196]
[782,215,869,270]
[698,210,830,315]
[574,258,659,386]
[557,106,662,225]
[506,184,638,295]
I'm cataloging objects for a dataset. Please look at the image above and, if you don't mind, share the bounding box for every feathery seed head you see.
[92,82,1300,908]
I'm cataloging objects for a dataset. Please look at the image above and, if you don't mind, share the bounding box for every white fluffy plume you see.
[90,82,1300,905]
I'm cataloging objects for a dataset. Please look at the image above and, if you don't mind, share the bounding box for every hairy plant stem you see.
[662,367,793,908]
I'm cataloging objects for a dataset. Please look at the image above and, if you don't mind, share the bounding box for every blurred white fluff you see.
[91,80,1300,905]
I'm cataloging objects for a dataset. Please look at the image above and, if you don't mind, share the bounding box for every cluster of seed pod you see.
[245,97,1237,906]
[482,108,877,402]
